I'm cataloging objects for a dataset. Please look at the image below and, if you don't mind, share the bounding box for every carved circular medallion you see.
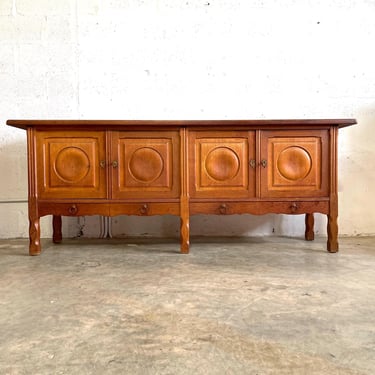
[277,146,312,181]
[55,147,90,183]
[205,147,240,181]
[129,147,163,183]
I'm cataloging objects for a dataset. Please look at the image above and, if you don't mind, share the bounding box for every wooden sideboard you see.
[6,119,356,255]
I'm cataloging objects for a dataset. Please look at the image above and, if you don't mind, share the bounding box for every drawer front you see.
[260,130,329,198]
[109,202,180,216]
[190,201,329,215]
[189,131,256,199]
[111,131,180,199]
[36,131,107,199]
[38,202,109,217]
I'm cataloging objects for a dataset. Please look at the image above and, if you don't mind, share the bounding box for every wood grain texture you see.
[188,131,255,199]
[6,119,357,130]
[190,201,329,216]
[327,127,339,252]
[29,218,41,256]
[305,213,315,241]
[180,128,190,253]
[327,212,339,252]
[111,131,180,199]
[260,130,329,198]
[35,131,107,199]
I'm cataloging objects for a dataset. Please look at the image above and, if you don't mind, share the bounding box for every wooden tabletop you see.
[6,118,357,130]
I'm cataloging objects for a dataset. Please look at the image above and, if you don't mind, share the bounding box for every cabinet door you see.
[260,130,329,198]
[36,131,107,199]
[111,131,180,199]
[189,131,255,199]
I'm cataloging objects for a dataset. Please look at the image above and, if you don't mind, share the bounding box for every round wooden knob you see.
[290,203,298,213]
[140,204,148,215]
[219,204,227,214]
[68,205,78,215]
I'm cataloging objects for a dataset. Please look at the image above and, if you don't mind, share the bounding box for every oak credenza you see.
[6,119,356,255]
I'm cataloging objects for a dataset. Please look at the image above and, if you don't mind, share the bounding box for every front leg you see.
[327,213,339,252]
[180,196,190,254]
[29,217,41,255]
[305,213,314,241]
[180,216,190,254]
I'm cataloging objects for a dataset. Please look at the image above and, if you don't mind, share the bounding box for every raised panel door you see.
[260,130,329,198]
[189,131,255,199]
[35,131,107,199]
[111,131,180,199]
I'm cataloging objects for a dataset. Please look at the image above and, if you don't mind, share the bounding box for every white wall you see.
[1,0,374,239]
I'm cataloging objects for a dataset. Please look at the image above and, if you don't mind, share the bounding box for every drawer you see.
[190,201,329,215]
[109,202,180,216]
[38,202,109,217]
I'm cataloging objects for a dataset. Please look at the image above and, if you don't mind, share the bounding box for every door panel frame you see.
[260,129,329,198]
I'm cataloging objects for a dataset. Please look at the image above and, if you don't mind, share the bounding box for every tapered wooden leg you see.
[179,127,190,254]
[305,213,314,241]
[180,217,190,254]
[29,217,41,256]
[52,215,62,243]
[180,196,189,254]
[327,213,339,252]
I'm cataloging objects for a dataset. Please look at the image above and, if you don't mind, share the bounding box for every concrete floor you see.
[0,236,374,375]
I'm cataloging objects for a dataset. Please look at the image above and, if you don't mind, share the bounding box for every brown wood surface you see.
[111,131,180,199]
[189,130,255,199]
[327,127,339,252]
[189,201,329,216]
[6,118,357,130]
[5,119,357,255]
[35,130,107,199]
[260,129,329,198]
[305,213,315,241]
